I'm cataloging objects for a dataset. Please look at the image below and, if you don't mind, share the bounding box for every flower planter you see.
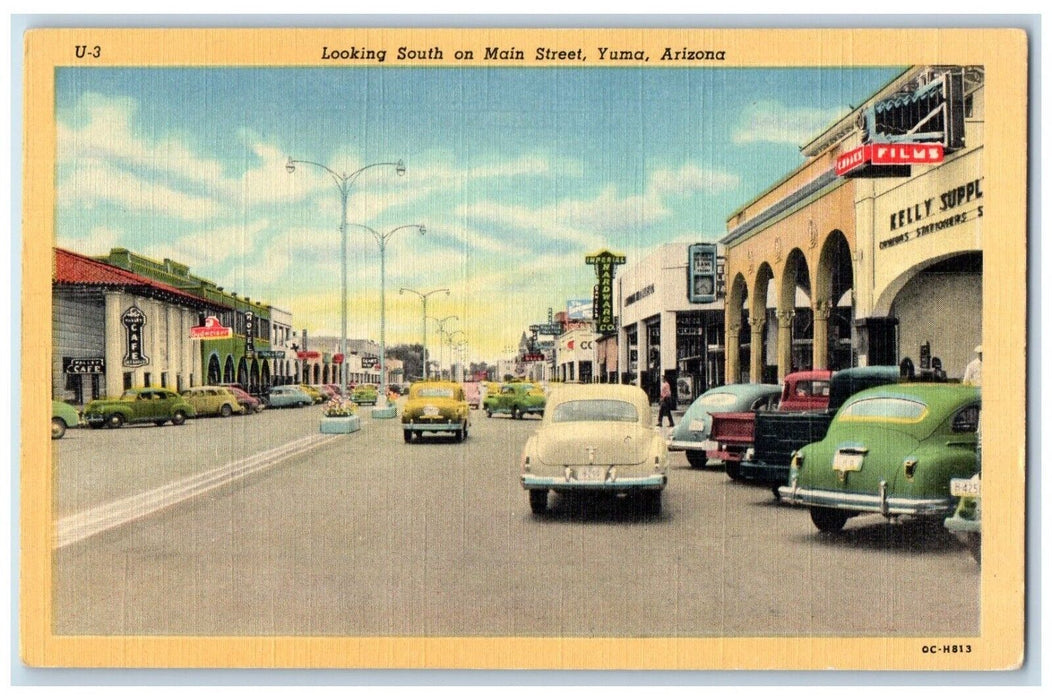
[319,415,360,434]
[371,405,398,419]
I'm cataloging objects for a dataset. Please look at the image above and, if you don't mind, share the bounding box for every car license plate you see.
[423,405,439,417]
[700,440,718,451]
[689,419,706,432]
[576,467,605,481]
[833,452,864,471]
[950,477,981,497]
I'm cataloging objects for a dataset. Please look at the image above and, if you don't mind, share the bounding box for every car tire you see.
[511,406,521,420]
[171,410,187,426]
[220,404,233,417]
[88,421,104,429]
[641,490,662,516]
[809,507,849,533]
[51,418,67,440]
[685,450,708,469]
[403,429,413,443]
[107,413,125,429]
[485,409,492,418]
[529,489,548,514]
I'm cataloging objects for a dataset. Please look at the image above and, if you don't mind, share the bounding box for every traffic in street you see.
[53,395,980,639]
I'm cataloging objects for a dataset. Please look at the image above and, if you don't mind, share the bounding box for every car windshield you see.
[550,399,639,423]
[696,392,738,408]
[839,397,928,422]
[416,388,454,398]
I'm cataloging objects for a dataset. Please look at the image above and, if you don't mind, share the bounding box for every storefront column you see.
[813,300,832,370]
[103,291,124,397]
[635,320,646,389]
[776,309,794,382]
[725,322,741,385]
[749,319,766,383]
[181,308,194,389]
[660,310,677,375]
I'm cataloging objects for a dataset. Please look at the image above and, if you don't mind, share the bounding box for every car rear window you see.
[551,399,639,423]
[416,388,454,398]
[839,397,928,423]
[696,392,738,408]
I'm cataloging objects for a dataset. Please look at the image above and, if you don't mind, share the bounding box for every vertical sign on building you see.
[121,305,149,367]
[585,249,626,333]
[244,311,255,355]
[687,243,718,303]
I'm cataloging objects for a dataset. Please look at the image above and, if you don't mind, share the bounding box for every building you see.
[616,241,726,403]
[52,248,229,403]
[720,66,983,382]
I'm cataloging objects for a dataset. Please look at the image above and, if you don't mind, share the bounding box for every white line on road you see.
[55,433,341,548]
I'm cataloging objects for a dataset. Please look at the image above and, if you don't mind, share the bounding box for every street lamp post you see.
[349,223,427,417]
[285,156,405,398]
[442,329,466,381]
[399,287,449,381]
[427,315,458,379]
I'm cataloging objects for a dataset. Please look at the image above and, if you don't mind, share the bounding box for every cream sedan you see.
[520,384,669,515]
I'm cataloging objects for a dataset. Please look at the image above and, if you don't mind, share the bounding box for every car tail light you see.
[903,458,918,480]
[521,454,530,472]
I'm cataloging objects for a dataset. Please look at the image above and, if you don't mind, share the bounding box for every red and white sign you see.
[837,143,946,175]
[836,143,944,176]
[297,350,321,360]
[189,316,232,339]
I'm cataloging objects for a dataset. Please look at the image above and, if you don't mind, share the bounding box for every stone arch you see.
[776,248,814,378]
[750,262,775,383]
[207,353,222,385]
[237,357,248,387]
[249,359,260,393]
[724,272,750,383]
[815,229,856,370]
[223,355,235,384]
[260,361,271,389]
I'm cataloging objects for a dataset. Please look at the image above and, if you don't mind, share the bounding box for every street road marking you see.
[55,433,340,548]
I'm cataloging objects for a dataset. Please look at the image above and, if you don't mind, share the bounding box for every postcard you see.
[20,24,1028,671]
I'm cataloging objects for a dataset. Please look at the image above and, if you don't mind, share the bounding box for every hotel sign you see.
[836,143,945,178]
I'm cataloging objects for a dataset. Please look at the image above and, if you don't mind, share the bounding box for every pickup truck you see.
[707,370,832,476]
[736,366,904,490]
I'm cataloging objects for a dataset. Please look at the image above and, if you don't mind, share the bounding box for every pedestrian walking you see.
[963,345,982,386]
[658,376,675,427]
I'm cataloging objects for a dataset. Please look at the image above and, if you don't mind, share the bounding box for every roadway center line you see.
[55,433,341,549]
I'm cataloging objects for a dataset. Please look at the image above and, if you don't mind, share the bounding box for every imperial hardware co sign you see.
[836,143,945,178]
[586,249,626,333]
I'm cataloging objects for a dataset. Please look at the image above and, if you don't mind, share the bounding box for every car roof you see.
[839,382,980,415]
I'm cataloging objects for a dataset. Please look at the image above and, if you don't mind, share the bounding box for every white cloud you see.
[60,159,220,220]
[732,100,849,146]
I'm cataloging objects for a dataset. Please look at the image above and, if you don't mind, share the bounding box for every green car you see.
[52,400,81,439]
[83,387,196,429]
[351,383,379,406]
[484,382,546,419]
[779,383,980,533]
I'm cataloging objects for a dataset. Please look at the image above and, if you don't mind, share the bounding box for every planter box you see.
[371,405,398,420]
[319,415,361,434]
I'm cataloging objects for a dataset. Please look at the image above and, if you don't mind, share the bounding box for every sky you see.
[54,65,903,362]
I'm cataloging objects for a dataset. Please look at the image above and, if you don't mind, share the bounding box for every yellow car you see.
[299,384,325,404]
[181,386,246,417]
[401,380,471,443]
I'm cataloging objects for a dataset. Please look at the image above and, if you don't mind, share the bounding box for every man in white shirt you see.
[963,345,982,386]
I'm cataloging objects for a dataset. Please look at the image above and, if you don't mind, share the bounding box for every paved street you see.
[53,403,980,638]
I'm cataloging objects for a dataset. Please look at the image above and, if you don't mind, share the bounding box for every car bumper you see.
[667,438,716,452]
[778,479,956,517]
[522,473,666,491]
[944,513,981,533]
[738,460,789,483]
[403,421,462,431]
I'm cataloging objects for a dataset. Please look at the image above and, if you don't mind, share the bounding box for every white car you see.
[520,383,669,515]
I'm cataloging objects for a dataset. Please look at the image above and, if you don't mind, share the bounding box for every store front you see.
[721,66,983,382]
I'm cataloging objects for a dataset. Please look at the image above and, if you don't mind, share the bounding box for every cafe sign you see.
[63,357,105,374]
[121,305,149,368]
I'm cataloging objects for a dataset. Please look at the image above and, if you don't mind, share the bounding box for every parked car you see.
[181,386,245,418]
[83,387,196,428]
[267,385,313,408]
[779,383,981,532]
[520,384,669,515]
[226,385,264,413]
[299,384,325,404]
[311,384,336,401]
[323,383,345,398]
[462,381,482,409]
[484,382,546,419]
[400,380,471,442]
[667,383,781,468]
[351,383,379,406]
[945,472,981,563]
[51,400,81,439]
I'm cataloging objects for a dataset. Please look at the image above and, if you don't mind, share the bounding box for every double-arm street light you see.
[442,329,467,381]
[427,315,459,379]
[349,223,427,415]
[399,287,449,381]
[285,156,405,398]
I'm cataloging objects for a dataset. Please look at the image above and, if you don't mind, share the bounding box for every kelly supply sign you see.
[835,143,945,177]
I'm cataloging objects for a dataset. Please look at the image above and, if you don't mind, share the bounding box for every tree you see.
[386,344,424,381]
